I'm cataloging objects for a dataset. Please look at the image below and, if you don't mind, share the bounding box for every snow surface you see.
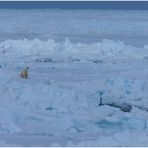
[0,9,148,146]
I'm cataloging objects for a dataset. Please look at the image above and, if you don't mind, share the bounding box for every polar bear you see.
[20,67,29,79]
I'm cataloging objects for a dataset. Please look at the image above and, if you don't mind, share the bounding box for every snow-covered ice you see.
[0,9,148,146]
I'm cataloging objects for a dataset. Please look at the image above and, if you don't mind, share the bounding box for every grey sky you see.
[0,1,148,10]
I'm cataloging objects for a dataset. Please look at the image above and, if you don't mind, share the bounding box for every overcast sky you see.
[0,1,148,10]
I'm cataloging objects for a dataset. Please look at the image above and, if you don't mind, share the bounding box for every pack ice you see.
[0,9,148,146]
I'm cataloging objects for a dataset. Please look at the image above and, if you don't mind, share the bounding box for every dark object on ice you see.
[45,107,53,110]
[92,59,103,64]
[120,103,132,112]
[98,91,132,112]
[36,59,41,62]
[99,97,103,106]
[106,102,132,112]
[43,58,56,63]
[36,58,56,63]
[134,105,148,112]
[0,65,1,68]
[100,102,132,112]
[98,94,132,112]
[98,91,103,106]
